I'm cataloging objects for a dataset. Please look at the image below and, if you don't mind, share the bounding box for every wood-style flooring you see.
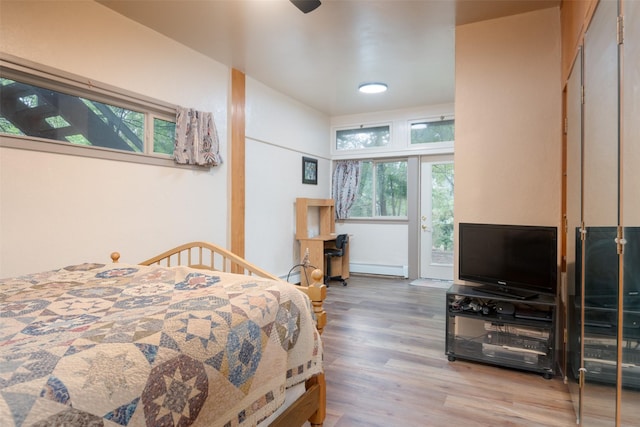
[316,274,577,427]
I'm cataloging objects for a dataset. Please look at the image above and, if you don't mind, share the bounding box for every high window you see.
[0,64,176,159]
[410,118,454,145]
[349,159,407,218]
[336,125,390,151]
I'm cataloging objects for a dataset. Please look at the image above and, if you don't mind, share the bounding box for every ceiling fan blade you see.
[290,0,321,14]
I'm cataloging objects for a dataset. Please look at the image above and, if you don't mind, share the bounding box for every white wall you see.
[245,78,330,277]
[337,222,408,277]
[0,1,330,278]
[454,8,562,280]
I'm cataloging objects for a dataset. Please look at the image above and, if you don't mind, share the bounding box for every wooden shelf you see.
[295,198,335,240]
[296,198,348,286]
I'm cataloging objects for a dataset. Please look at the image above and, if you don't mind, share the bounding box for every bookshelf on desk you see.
[446,284,557,379]
[295,198,349,286]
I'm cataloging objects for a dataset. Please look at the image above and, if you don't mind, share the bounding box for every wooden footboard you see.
[110,241,327,426]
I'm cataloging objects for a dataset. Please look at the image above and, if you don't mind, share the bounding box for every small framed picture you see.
[302,156,318,185]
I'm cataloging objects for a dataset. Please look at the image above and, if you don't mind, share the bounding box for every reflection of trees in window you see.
[411,119,455,144]
[336,125,390,150]
[349,159,407,218]
[431,163,454,251]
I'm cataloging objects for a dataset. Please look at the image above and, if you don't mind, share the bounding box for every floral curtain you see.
[174,107,223,166]
[332,160,362,219]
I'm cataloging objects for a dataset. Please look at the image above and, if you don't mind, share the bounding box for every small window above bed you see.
[0,56,180,166]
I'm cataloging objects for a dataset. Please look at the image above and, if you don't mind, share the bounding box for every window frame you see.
[0,54,191,169]
[332,121,393,155]
[407,115,455,151]
[345,157,409,221]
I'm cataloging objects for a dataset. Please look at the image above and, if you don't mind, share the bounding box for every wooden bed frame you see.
[111,241,327,427]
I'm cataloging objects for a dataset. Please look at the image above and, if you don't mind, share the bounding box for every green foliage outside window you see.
[349,159,407,218]
[336,125,390,150]
[153,118,176,155]
[80,98,144,152]
[431,163,454,251]
[411,119,454,144]
[376,161,407,216]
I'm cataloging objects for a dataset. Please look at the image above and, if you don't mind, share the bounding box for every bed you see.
[0,241,327,427]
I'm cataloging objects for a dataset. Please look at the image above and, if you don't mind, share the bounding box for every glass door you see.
[565,46,583,424]
[582,0,620,423]
[419,156,454,280]
[621,0,640,423]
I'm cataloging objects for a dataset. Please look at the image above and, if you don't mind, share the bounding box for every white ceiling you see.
[97,0,559,117]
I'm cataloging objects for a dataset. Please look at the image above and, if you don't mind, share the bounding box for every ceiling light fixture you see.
[358,82,388,94]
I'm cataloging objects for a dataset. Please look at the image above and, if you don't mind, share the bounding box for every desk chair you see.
[324,234,348,286]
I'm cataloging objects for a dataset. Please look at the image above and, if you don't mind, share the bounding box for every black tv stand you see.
[474,285,539,300]
[446,284,556,379]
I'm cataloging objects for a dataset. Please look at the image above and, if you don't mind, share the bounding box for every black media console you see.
[446,284,557,379]
[571,301,640,389]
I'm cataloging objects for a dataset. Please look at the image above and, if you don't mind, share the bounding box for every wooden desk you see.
[295,198,349,286]
[298,234,350,286]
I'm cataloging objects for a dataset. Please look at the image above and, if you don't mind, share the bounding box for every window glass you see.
[1,77,146,152]
[375,161,407,216]
[349,161,373,217]
[336,125,390,150]
[153,118,176,155]
[431,163,455,253]
[410,119,454,144]
[0,72,175,157]
[349,159,407,218]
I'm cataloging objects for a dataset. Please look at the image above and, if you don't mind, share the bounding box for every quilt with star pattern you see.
[0,262,323,427]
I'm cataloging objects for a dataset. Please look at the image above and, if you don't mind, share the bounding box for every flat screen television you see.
[575,226,640,310]
[458,223,558,299]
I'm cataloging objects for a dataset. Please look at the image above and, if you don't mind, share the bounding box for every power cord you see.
[286,248,318,285]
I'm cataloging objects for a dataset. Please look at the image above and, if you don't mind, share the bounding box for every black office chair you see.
[324,234,348,286]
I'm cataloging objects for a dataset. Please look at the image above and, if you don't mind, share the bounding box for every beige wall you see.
[454,8,562,279]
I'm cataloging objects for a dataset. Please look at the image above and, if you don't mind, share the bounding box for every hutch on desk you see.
[296,198,349,286]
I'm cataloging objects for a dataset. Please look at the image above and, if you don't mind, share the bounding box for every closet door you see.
[582,0,619,424]
[565,47,583,424]
[621,0,640,424]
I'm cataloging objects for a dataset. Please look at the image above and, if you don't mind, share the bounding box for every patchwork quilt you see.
[0,263,323,427]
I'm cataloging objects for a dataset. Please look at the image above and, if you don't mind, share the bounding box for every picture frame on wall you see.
[302,156,318,185]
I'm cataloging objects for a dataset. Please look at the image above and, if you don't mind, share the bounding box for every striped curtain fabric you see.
[174,107,223,166]
[332,160,362,219]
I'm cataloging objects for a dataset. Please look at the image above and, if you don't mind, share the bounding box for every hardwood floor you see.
[317,274,577,427]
